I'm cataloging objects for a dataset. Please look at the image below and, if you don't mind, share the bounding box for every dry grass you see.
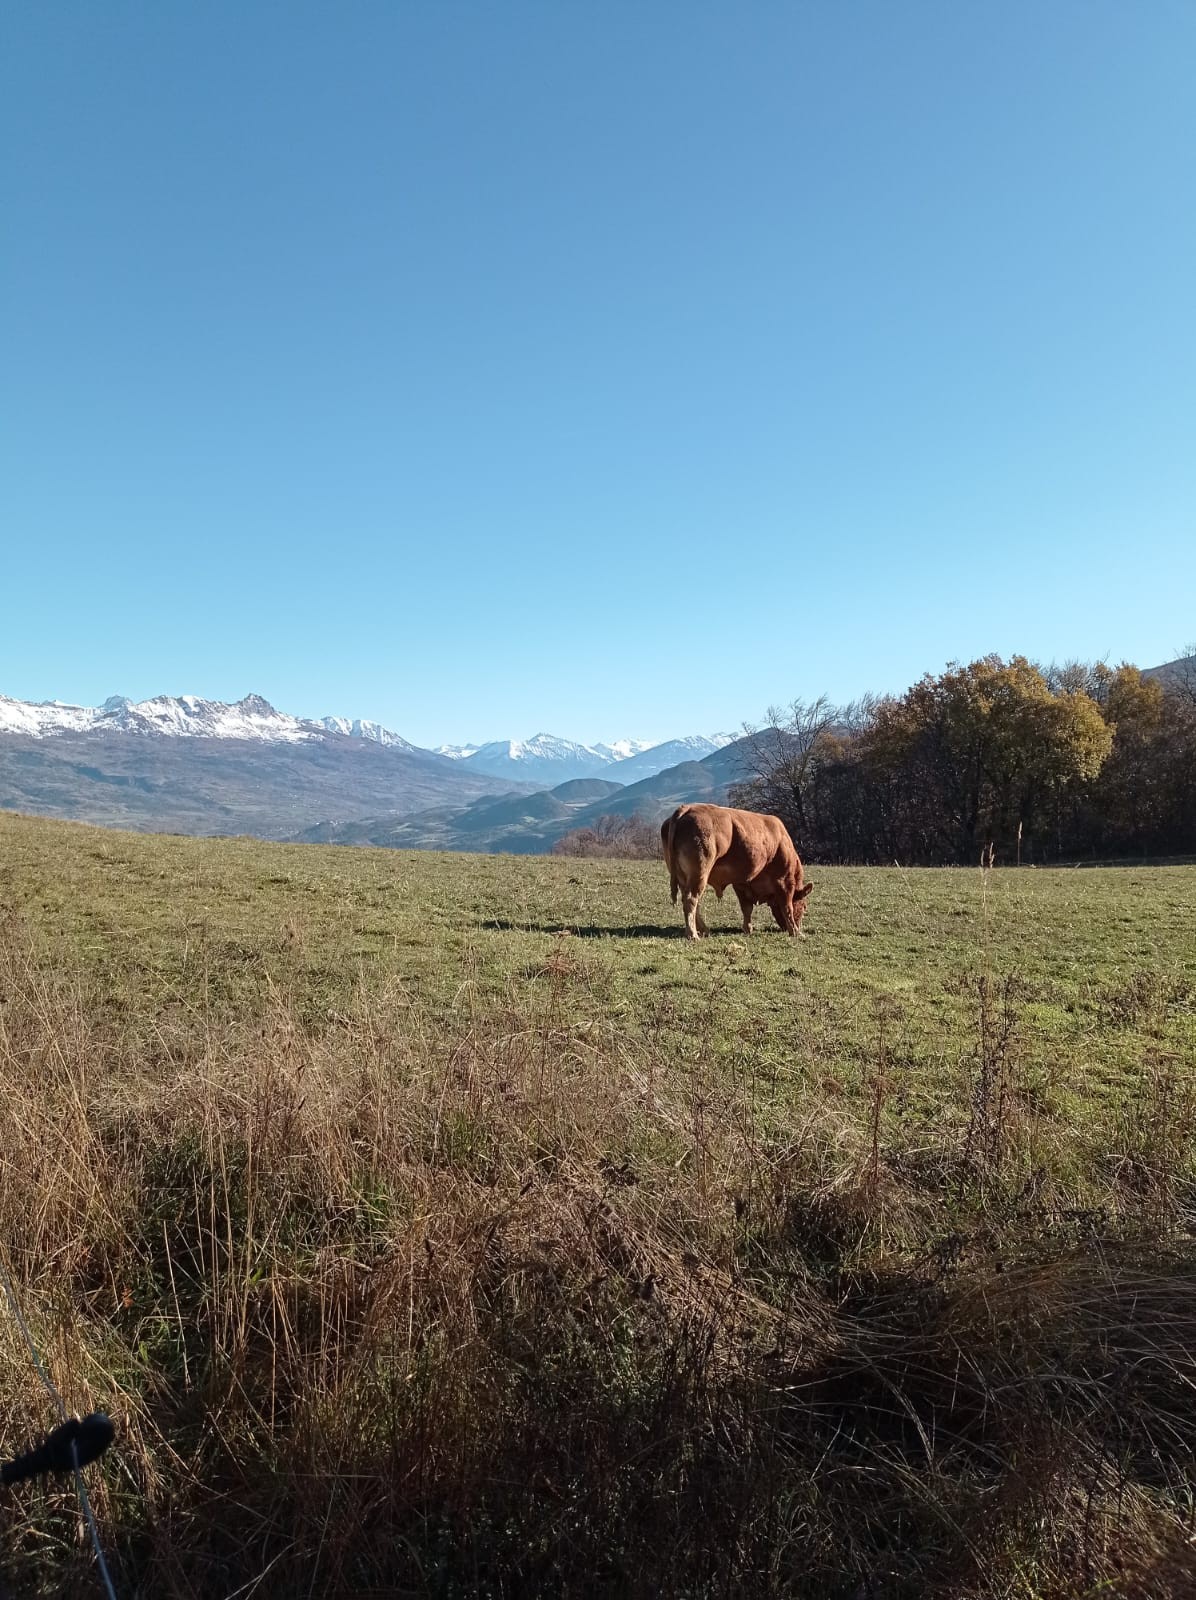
[0,816,1194,1596]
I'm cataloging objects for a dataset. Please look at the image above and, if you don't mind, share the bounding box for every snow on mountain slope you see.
[488,736,590,762]
[592,738,655,761]
[456,735,613,784]
[319,716,416,750]
[451,731,738,784]
[94,693,317,741]
[1,691,735,779]
[0,695,97,737]
[0,691,415,748]
[606,733,738,783]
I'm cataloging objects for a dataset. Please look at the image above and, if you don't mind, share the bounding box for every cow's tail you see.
[662,810,680,903]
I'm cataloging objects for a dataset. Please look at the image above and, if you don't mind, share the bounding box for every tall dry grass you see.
[1,915,1194,1597]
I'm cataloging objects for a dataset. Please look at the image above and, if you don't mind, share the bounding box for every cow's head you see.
[789,881,814,933]
[768,881,813,934]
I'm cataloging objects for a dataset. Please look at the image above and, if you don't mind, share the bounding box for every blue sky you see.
[2,3,1193,747]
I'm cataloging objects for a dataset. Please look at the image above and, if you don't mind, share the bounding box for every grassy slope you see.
[1,813,1195,1597]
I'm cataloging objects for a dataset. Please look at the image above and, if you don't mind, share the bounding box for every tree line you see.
[731,653,1196,865]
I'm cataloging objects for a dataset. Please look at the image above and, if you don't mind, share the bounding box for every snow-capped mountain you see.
[442,731,737,785]
[98,693,317,741]
[0,695,99,738]
[458,735,616,783]
[0,691,527,839]
[606,734,738,784]
[0,691,313,742]
[0,692,417,749]
[319,716,416,750]
[0,688,750,844]
[1,690,736,785]
[592,739,656,762]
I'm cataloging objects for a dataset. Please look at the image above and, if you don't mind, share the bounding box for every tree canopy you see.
[732,654,1195,864]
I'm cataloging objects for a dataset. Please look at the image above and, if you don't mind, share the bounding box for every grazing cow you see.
[660,803,813,940]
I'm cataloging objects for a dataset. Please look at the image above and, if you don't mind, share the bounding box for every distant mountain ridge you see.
[437,735,656,764]
[1142,654,1195,692]
[0,687,744,841]
[0,726,525,838]
[436,730,735,784]
[1,693,734,780]
[0,691,421,748]
[291,737,758,854]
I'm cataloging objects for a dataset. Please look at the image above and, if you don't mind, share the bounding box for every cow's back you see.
[664,804,795,886]
[712,807,789,886]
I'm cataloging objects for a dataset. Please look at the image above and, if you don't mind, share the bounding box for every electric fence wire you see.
[0,1254,119,1600]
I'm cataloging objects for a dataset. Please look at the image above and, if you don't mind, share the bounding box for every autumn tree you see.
[863,656,1111,861]
[1072,664,1196,856]
[721,654,1196,865]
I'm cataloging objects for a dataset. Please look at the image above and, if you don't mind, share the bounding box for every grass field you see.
[1,812,1195,1597]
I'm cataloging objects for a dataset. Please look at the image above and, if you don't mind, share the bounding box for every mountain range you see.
[292,739,756,853]
[0,690,741,843]
[0,693,730,777]
[435,731,734,784]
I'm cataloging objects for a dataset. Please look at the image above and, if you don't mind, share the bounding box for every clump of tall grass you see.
[1,915,1194,1597]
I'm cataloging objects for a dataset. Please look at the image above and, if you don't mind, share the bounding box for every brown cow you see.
[660,803,812,940]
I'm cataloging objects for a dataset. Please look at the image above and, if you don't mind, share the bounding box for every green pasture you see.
[4,810,1193,1148]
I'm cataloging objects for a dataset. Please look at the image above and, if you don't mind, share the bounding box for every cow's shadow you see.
[480,919,756,940]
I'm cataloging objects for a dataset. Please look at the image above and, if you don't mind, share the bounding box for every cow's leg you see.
[686,869,714,938]
[733,886,754,934]
[676,845,715,940]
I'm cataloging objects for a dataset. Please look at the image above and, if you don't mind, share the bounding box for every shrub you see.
[553,813,663,859]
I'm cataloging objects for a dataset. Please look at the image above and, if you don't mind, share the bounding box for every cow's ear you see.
[794,883,814,901]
